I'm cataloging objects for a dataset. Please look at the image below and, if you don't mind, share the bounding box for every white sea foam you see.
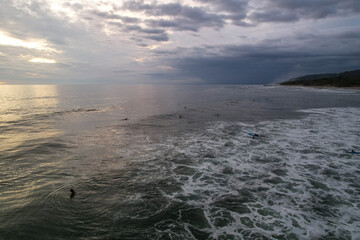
[284,86,360,95]
[149,107,360,239]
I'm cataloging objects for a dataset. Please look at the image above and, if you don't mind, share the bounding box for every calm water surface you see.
[0,85,360,239]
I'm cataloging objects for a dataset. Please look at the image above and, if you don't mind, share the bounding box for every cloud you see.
[165,52,360,84]
[0,31,59,52]
[0,1,88,47]
[108,22,169,42]
[249,10,299,23]
[120,1,225,32]
[63,2,83,10]
[194,0,249,25]
[87,0,227,38]
[199,0,249,13]
[249,0,360,23]
[91,10,140,23]
[29,58,56,63]
[0,0,359,84]
[149,28,360,84]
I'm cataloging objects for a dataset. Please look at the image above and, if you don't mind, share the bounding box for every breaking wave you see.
[113,107,360,239]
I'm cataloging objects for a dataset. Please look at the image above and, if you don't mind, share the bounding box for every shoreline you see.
[278,84,360,90]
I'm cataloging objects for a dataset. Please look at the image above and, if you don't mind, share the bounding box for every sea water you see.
[0,85,360,239]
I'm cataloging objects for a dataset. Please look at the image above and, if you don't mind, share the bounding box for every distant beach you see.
[280,69,360,88]
[279,84,360,90]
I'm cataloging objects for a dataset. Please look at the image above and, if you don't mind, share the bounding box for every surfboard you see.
[347,151,360,154]
[248,133,260,138]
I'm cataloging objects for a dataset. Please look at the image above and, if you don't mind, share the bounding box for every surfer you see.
[123,118,128,120]
[70,189,76,198]
[351,149,355,153]
[253,134,259,139]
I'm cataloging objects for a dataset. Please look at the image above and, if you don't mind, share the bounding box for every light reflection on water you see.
[0,85,59,111]
[0,85,61,153]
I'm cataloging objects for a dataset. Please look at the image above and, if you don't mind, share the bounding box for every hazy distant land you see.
[280,69,360,87]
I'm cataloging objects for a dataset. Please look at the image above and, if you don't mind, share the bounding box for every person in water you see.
[253,134,260,139]
[70,189,76,198]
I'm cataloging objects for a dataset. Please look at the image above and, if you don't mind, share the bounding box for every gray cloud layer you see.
[151,27,360,84]
[0,0,359,84]
[87,0,360,43]
[249,0,360,23]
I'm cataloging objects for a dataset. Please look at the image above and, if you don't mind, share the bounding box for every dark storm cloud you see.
[124,25,165,35]
[200,0,249,13]
[90,0,360,43]
[121,1,184,16]
[90,2,224,43]
[149,3,183,16]
[170,52,360,84]
[180,6,224,27]
[173,56,292,84]
[196,0,360,24]
[91,1,226,42]
[336,31,360,39]
[107,22,169,42]
[250,10,299,23]
[250,0,360,23]
[194,0,249,25]
[146,17,221,32]
[91,8,172,41]
[151,29,360,84]
[115,0,360,36]
[146,19,178,28]
[91,10,140,23]
[272,0,360,15]
[143,33,169,42]
[121,0,225,31]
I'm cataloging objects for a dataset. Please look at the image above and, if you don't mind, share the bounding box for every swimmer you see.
[70,189,76,198]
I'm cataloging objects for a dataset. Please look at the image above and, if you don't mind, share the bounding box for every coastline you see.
[278,84,360,90]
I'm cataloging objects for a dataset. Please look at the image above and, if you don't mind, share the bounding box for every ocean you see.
[0,85,360,240]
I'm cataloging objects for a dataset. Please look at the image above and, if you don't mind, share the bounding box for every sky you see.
[0,0,360,85]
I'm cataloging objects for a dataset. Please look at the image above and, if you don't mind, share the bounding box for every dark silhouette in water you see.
[70,189,76,198]
[253,134,259,139]
[179,115,183,119]
[123,118,128,120]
